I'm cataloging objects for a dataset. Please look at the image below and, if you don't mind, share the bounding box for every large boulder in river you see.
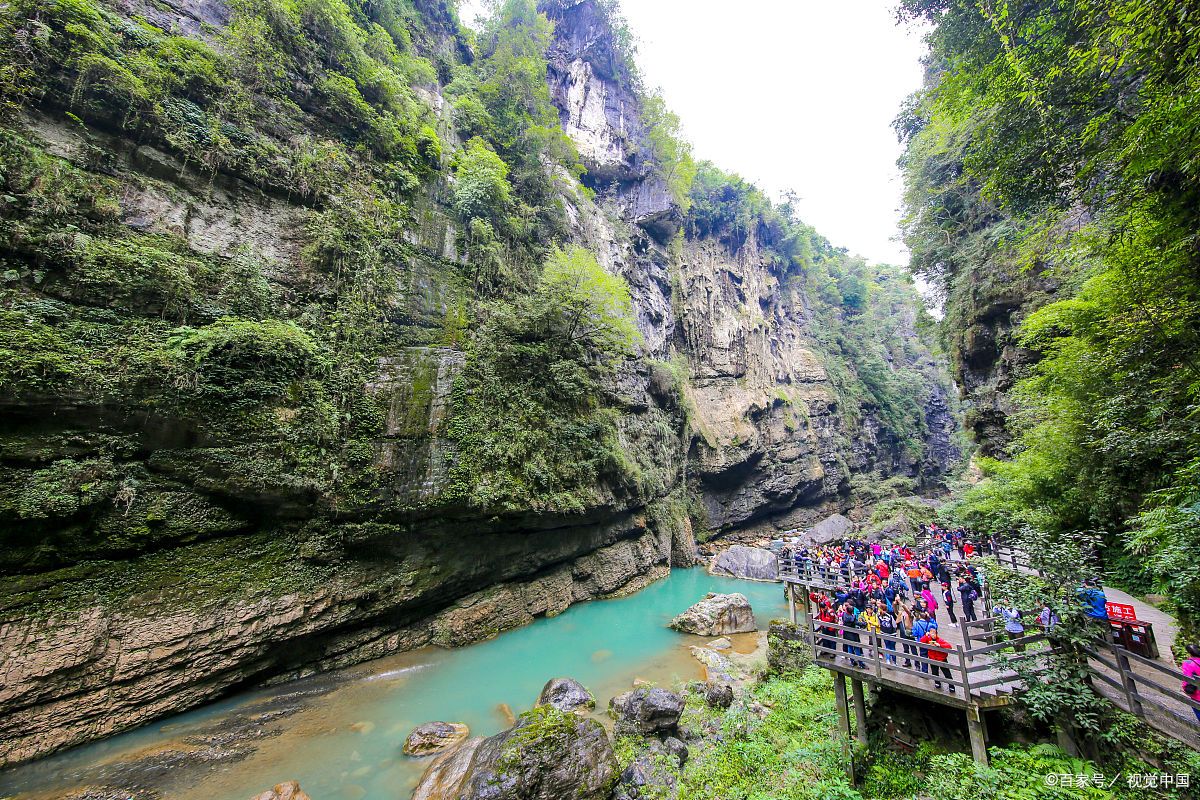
[411,706,617,800]
[670,592,755,636]
[801,513,854,546]
[403,721,471,756]
[608,688,684,736]
[536,677,596,714]
[709,545,778,581]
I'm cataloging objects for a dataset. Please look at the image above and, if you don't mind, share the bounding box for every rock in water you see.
[250,782,312,800]
[411,707,616,800]
[608,688,684,736]
[403,721,471,756]
[669,593,755,636]
[410,737,482,800]
[708,545,778,581]
[688,646,743,684]
[536,678,596,714]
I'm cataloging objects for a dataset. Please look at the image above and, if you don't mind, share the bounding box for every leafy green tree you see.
[641,92,697,210]
[900,0,1200,611]
[440,246,644,512]
[452,136,512,223]
[533,245,641,361]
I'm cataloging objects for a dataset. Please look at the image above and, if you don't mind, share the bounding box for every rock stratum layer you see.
[0,0,958,766]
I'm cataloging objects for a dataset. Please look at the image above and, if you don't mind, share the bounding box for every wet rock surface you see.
[689,646,744,684]
[536,677,596,714]
[250,781,312,800]
[411,706,618,800]
[403,721,471,756]
[801,513,855,546]
[669,592,756,636]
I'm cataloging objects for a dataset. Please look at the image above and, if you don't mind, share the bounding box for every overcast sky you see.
[461,1,928,266]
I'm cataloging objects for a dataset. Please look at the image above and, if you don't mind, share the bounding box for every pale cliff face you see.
[544,0,957,533]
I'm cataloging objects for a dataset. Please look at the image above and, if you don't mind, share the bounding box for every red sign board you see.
[1106,602,1138,621]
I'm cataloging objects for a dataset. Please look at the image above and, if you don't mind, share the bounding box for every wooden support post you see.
[966,706,988,766]
[833,672,851,738]
[787,582,797,626]
[851,678,869,746]
[833,672,852,779]
[1113,645,1144,718]
[957,646,971,696]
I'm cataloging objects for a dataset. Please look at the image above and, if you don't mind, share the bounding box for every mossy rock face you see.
[459,706,619,800]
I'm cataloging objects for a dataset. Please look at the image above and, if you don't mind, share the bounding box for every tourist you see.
[1181,644,1200,723]
[907,563,923,594]
[921,584,938,619]
[963,540,975,559]
[862,602,881,661]
[958,577,979,623]
[920,564,936,591]
[840,602,866,669]
[942,582,958,627]
[1037,600,1060,633]
[920,628,956,693]
[877,602,899,665]
[1076,579,1110,632]
[911,611,935,674]
[994,601,1026,652]
[816,601,837,657]
[898,601,917,668]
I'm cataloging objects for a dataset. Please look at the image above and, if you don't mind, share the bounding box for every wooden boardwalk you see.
[778,550,1200,762]
[778,559,1034,764]
[985,543,1200,748]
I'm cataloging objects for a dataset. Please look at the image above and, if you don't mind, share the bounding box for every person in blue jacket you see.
[1077,579,1108,617]
[910,611,935,674]
[1077,579,1109,636]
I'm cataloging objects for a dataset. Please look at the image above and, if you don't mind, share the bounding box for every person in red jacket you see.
[920,629,956,693]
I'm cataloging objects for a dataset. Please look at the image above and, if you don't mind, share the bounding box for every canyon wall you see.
[0,0,958,766]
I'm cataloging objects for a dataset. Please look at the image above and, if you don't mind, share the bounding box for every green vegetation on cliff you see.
[900,0,1200,620]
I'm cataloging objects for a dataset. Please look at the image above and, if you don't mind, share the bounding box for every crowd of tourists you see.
[781,525,994,693]
[782,524,1200,722]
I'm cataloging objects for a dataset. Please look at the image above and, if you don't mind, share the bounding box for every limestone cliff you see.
[0,0,958,767]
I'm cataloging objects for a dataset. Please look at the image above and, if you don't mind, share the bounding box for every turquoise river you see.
[0,568,787,800]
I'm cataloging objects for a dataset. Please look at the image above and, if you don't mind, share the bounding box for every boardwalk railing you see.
[1083,642,1200,740]
[778,549,1200,747]
[961,608,1042,652]
[808,618,1049,703]
[992,543,1045,576]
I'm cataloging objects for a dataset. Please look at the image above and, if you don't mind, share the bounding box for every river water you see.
[0,568,786,800]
